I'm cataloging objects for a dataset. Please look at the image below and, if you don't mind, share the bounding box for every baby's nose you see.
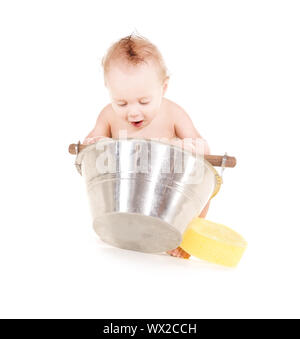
[128,111,141,119]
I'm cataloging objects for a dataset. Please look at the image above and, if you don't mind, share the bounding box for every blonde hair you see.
[102,33,169,84]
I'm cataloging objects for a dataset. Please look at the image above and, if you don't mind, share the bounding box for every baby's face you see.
[105,60,167,129]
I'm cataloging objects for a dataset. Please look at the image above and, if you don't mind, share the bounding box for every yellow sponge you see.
[180,218,247,267]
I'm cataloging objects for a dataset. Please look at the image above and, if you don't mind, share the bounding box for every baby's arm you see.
[174,105,211,218]
[167,106,211,258]
[173,105,210,155]
[83,105,111,145]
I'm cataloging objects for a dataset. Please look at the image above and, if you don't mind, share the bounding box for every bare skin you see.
[83,60,210,258]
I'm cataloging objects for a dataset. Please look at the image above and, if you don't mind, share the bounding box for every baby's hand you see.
[166,138,205,156]
[83,135,109,145]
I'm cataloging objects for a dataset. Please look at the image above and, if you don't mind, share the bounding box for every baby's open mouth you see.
[130,120,144,127]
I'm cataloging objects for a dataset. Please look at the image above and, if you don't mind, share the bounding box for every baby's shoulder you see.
[101,103,114,117]
[96,103,115,124]
[162,97,188,118]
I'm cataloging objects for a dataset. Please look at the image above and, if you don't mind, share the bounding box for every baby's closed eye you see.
[116,101,150,107]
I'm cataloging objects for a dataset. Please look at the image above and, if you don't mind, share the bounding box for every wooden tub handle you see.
[68,143,236,168]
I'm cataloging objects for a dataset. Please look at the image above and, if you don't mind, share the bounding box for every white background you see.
[0,0,299,319]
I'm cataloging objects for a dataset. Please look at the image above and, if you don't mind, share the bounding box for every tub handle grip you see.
[204,154,236,168]
[68,143,236,168]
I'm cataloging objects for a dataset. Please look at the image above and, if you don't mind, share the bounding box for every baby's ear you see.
[162,77,169,95]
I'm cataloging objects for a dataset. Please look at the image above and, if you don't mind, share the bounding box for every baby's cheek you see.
[114,108,127,119]
[112,104,123,114]
[147,104,160,117]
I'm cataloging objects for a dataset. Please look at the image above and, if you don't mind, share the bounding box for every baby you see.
[83,34,210,258]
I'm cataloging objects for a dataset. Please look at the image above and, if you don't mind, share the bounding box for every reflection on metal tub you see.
[75,138,219,253]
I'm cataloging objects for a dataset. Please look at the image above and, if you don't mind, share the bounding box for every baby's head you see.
[102,34,169,128]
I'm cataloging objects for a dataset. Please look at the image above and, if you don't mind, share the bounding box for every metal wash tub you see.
[74,138,221,253]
